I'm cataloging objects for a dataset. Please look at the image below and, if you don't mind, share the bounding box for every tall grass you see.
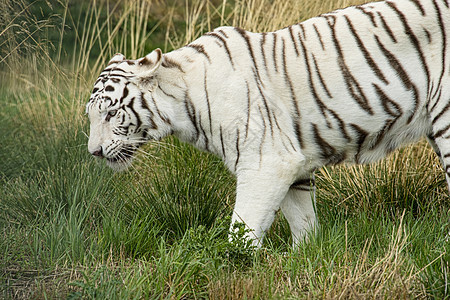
[1,0,449,298]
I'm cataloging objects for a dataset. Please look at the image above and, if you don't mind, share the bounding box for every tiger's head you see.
[86,49,172,171]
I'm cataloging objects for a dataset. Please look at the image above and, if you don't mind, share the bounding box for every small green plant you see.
[183,217,257,268]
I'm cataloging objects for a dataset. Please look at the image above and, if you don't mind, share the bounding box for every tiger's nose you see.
[90,147,104,158]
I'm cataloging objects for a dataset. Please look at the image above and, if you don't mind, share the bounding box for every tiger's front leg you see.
[230,163,298,247]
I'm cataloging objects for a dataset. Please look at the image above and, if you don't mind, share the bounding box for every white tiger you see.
[87,0,450,247]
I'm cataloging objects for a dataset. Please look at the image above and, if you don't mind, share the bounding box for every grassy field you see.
[1,0,449,298]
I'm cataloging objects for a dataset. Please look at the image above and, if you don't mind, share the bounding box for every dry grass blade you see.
[321,212,427,299]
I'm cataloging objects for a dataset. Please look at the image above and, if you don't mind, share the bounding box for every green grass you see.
[1,0,449,298]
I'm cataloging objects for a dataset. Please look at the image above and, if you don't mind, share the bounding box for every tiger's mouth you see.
[106,150,134,163]
[105,146,138,171]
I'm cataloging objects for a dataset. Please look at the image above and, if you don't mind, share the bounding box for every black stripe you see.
[312,24,325,51]
[292,178,315,186]
[198,114,209,151]
[291,182,311,191]
[387,1,430,94]
[368,119,397,150]
[311,54,332,98]
[311,53,351,141]
[186,44,211,63]
[255,81,274,136]
[350,123,368,163]
[140,93,150,111]
[271,111,282,136]
[154,100,170,125]
[407,0,426,15]
[108,73,131,79]
[434,124,450,138]
[299,29,343,132]
[205,32,235,69]
[272,111,292,152]
[327,16,374,115]
[140,93,157,129]
[281,38,303,149]
[113,127,127,136]
[161,57,184,72]
[257,105,267,159]
[328,108,351,142]
[312,123,338,161]
[300,24,307,40]
[297,28,330,126]
[291,177,315,191]
[110,98,119,108]
[157,85,177,101]
[148,90,171,124]
[142,129,149,140]
[102,96,112,104]
[294,123,303,150]
[218,29,229,38]
[94,77,105,85]
[323,15,335,26]
[184,94,199,140]
[288,26,300,56]
[119,85,129,104]
[344,15,389,85]
[355,5,377,27]
[373,84,402,117]
[244,82,251,140]
[424,28,432,44]
[431,0,447,100]
[261,32,268,71]
[429,86,442,112]
[235,27,263,82]
[235,129,240,170]
[431,101,450,125]
[219,126,226,158]
[204,74,213,134]
[374,36,419,123]
[110,67,128,74]
[128,97,142,129]
[272,32,279,73]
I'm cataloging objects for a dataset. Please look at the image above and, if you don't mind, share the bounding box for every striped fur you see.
[87,0,450,247]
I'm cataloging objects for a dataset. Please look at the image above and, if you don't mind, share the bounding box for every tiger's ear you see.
[134,49,163,90]
[107,53,126,66]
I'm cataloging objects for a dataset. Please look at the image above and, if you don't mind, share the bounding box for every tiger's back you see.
[172,0,449,172]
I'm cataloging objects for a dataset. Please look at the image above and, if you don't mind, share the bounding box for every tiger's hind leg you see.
[430,97,450,192]
[280,175,317,247]
[430,135,450,192]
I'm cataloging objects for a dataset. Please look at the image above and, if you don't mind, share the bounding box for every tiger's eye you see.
[106,110,118,121]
